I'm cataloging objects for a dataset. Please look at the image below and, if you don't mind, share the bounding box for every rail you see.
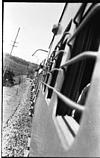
[50,68,62,73]
[53,50,66,60]
[45,51,97,75]
[45,72,51,76]
[41,51,97,111]
[32,49,48,56]
[41,82,84,112]
[61,51,97,68]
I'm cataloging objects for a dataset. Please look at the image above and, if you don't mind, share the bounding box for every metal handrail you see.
[42,68,62,79]
[45,52,97,77]
[41,51,97,111]
[32,49,48,56]
[42,82,84,112]
[61,51,97,68]
[43,68,61,76]
[53,50,66,60]
[50,68,62,73]
[45,72,51,76]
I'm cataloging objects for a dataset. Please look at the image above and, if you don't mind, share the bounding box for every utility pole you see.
[3,27,20,78]
[10,27,20,55]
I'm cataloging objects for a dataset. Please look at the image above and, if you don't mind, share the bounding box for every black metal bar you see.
[58,3,68,24]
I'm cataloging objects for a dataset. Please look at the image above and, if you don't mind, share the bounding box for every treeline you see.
[3,53,38,86]
[3,53,38,76]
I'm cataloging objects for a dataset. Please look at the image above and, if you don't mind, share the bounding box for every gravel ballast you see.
[2,80,32,157]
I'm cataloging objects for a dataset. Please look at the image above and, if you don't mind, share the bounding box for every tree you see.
[3,69,15,86]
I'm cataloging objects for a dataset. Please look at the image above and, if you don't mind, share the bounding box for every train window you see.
[56,8,100,124]
[43,65,50,92]
[47,43,66,99]
[43,74,49,92]
[46,19,77,99]
[43,50,57,92]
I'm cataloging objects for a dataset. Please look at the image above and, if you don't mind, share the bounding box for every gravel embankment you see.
[2,80,32,157]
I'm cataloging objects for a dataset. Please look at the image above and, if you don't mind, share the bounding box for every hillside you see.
[3,53,38,76]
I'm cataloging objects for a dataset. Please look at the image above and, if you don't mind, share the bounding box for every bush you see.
[3,70,15,86]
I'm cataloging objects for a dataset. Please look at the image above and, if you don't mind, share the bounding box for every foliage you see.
[3,53,38,77]
[3,70,15,86]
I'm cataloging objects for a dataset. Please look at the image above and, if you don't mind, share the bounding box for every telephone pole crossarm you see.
[10,27,20,55]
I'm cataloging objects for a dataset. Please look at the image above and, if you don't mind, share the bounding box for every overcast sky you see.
[3,3,65,64]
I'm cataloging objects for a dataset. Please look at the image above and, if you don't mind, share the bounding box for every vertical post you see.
[10,27,20,55]
[3,27,20,77]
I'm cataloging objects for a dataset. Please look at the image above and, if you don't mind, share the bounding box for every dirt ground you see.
[2,79,32,157]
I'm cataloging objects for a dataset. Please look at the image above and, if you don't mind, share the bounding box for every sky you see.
[3,3,65,64]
